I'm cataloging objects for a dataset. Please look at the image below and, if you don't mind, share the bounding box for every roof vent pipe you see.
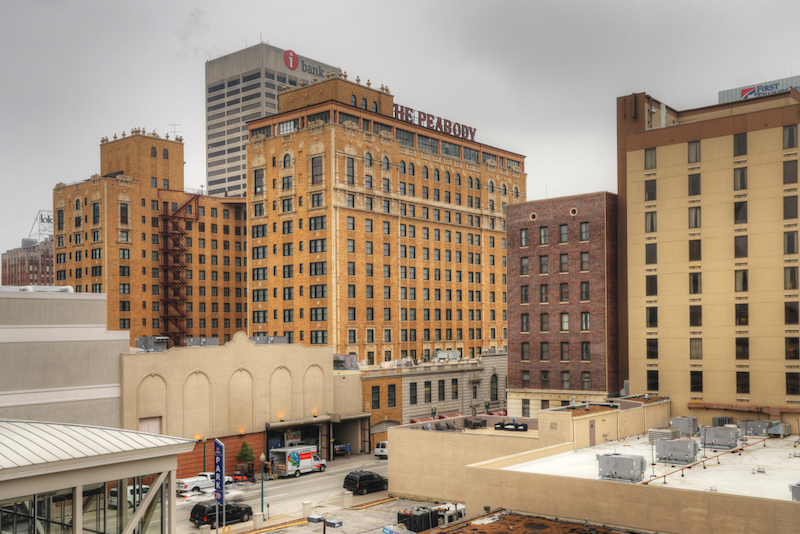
[571,396,576,406]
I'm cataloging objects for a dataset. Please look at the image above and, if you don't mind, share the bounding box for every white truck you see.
[175,472,232,493]
[269,445,326,477]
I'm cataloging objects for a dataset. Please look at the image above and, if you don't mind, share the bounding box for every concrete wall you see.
[388,400,671,503]
[120,331,338,439]
[0,292,128,427]
[464,465,800,533]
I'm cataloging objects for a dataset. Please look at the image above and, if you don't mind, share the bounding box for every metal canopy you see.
[0,420,196,481]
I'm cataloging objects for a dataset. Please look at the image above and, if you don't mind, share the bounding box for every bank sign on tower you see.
[393,105,476,141]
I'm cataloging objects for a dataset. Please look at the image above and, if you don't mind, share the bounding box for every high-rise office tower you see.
[205,44,339,196]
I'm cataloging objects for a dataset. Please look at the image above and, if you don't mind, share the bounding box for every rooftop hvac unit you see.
[135,336,168,352]
[250,335,288,345]
[790,482,800,502]
[183,336,220,347]
[648,427,680,444]
[769,422,791,437]
[712,416,733,427]
[655,439,699,464]
[700,426,740,450]
[596,453,647,483]
[435,349,460,362]
[670,416,699,436]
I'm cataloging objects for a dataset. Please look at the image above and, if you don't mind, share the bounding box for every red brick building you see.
[506,192,618,418]
[2,237,54,286]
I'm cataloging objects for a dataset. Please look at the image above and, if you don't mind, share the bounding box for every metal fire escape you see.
[159,195,199,347]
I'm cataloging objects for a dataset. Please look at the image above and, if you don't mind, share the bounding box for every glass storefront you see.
[1,475,164,534]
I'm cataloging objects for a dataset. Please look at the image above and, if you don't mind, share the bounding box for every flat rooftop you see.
[504,433,800,502]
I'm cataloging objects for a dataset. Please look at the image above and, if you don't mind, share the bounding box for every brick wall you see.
[176,431,267,479]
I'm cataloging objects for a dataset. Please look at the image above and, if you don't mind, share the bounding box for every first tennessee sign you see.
[393,104,476,141]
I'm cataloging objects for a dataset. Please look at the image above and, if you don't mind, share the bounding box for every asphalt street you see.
[175,454,388,534]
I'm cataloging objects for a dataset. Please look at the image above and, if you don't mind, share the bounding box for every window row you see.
[519,341,591,362]
[518,253,590,275]
[645,302,800,328]
[526,282,591,304]
[644,198,798,233]
[520,223,590,247]
[520,312,592,333]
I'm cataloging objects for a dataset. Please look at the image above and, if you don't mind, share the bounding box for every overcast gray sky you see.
[1,0,799,269]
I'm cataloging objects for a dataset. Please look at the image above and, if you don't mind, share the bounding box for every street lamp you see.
[259,452,266,514]
[431,404,437,420]
[484,399,490,415]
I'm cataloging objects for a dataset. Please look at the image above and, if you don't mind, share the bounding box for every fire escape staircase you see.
[159,195,199,347]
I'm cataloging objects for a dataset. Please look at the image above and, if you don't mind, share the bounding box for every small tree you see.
[235,440,256,463]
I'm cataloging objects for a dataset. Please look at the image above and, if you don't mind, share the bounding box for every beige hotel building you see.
[618,89,800,421]
[245,75,526,363]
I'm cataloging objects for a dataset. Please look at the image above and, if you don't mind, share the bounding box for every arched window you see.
[361,98,367,110]
[514,186,520,198]
[489,181,495,193]
[399,161,406,174]
[372,102,378,112]
[382,156,390,170]
[475,178,481,189]
[468,176,473,188]
[502,184,507,196]
[163,148,169,160]
[150,147,157,158]
[455,173,461,186]
[445,171,450,183]
[408,163,415,176]
[434,169,440,181]
[75,198,81,210]
[351,95,357,106]
[283,154,292,168]
[490,374,498,401]
[365,152,373,167]
[423,166,429,179]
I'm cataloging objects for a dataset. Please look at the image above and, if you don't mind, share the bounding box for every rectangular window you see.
[646,275,658,296]
[736,303,749,325]
[540,313,548,332]
[540,342,550,361]
[645,243,657,265]
[787,231,799,255]
[521,342,530,361]
[689,240,701,261]
[734,235,748,258]
[787,267,799,290]
[787,338,800,360]
[646,307,658,328]
[689,206,702,229]
[734,202,747,224]
[580,282,590,301]
[520,229,528,247]
[539,227,548,245]
[580,252,589,271]
[736,338,749,360]
[647,370,659,391]
[690,370,703,393]
[785,125,798,149]
[688,173,701,196]
[520,257,529,275]
[559,254,568,273]
[424,381,432,403]
[580,222,589,241]
[688,140,701,163]
[734,167,747,190]
[786,302,799,325]
[690,338,703,360]
[388,384,396,408]
[521,313,529,332]
[540,256,549,274]
[788,373,800,396]
[644,179,656,201]
[410,383,417,405]
[540,284,549,303]
[647,339,658,359]
[786,196,798,220]
[689,272,702,294]
[645,212,656,233]
[690,305,702,327]
[644,148,656,170]
[581,312,590,331]
[581,342,590,361]
[736,372,750,394]
[785,160,798,184]
[561,371,570,389]
[582,372,591,391]
[559,224,568,243]
[734,133,747,157]
[560,313,569,332]
[371,386,380,409]
[735,270,748,292]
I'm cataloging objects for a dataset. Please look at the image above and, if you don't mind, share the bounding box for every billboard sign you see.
[719,75,800,103]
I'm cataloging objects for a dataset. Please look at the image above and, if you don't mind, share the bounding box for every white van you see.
[109,485,149,509]
[374,441,388,459]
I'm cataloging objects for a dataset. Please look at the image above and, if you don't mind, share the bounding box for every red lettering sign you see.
[284,50,298,70]
[392,104,476,141]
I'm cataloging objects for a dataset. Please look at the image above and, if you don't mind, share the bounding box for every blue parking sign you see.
[214,439,225,504]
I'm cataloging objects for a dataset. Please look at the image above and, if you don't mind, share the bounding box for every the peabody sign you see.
[393,104,476,141]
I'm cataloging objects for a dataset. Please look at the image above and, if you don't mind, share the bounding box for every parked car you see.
[333,440,347,456]
[109,485,149,509]
[343,470,388,495]
[189,501,252,528]
[374,441,388,459]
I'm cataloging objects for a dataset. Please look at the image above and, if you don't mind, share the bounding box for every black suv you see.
[343,470,388,495]
[190,501,252,528]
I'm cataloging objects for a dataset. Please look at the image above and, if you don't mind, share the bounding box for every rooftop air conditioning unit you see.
[656,439,699,464]
[670,416,698,436]
[596,453,646,483]
[700,425,740,450]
